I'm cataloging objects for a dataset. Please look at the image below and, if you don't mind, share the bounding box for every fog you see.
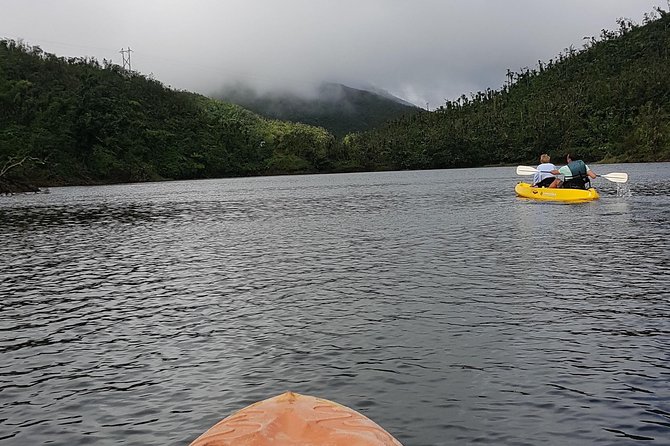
[1,0,663,107]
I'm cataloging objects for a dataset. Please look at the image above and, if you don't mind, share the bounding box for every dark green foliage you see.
[344,8,670,168]
[0,40,335,188]
[1,8,669,191]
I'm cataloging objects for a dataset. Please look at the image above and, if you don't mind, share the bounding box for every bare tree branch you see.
[0,156,46,177]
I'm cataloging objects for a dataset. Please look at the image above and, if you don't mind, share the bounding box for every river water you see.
[1,163,669,445]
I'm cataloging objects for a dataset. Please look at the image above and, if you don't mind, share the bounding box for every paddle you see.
[515,165,628,183]
[596,172,629,183]
[516,165,543,176]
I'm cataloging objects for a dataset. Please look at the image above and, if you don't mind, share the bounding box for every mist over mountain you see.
[2,5,668,194]
[214,82,421,137]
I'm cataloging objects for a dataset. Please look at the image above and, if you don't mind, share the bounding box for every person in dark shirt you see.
[549,153,597,189]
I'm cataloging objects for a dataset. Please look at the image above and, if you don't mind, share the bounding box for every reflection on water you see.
[1,163,669,446]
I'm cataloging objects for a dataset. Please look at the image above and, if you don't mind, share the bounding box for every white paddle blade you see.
[516,165,538,176]
[600,172,628,183]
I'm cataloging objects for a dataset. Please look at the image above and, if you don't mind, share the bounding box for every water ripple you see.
[1,164,669,445]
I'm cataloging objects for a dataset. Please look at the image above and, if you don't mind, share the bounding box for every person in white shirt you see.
[532,154,557,187]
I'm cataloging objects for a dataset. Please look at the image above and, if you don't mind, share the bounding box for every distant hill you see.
[0,39,338,192]
[343,8,670,169]
[214,82,422,138]
[2,7,669,192]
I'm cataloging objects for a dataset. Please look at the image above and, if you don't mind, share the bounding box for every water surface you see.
[1,163,669,445]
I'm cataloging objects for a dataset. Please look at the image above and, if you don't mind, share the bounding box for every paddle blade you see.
[600,172,628,183]
[516,165,538,176]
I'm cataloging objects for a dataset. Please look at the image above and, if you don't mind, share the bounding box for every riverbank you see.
[0,177,41,194]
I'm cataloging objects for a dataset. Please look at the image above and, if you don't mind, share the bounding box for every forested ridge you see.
[0,41,338,192]
[344,8,670,170]
[1,8,669,192]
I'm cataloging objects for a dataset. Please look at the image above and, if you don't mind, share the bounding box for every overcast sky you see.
[1,0,664,107]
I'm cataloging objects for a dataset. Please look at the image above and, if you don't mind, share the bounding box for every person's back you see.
[533,154,556,187]
[557,154,596,189]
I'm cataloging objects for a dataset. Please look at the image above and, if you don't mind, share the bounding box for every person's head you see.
[566,153,580,163]
[540,154,550,163]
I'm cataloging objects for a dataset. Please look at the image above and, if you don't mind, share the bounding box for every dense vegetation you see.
[343,8,670,170]
[1,8,669,192]
[215,82,420,138]
[0,40,337,192]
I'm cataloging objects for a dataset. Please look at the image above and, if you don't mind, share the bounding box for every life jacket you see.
[563,160,590,189]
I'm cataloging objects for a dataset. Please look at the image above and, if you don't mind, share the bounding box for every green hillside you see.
[0,40,337,192]
[2,8,669,192]
[215,82,421,138]
[342,9,670,170]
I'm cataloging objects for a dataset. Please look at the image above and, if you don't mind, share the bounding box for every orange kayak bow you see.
[190,391,402,446]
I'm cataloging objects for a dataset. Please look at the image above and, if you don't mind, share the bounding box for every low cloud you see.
[1,0,661,106]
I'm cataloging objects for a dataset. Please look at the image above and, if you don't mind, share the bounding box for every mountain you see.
[214,82,421,138]
[0,39,337,192]
[342,8,670,170]
[2,8,669,192]
[359,85,418,108]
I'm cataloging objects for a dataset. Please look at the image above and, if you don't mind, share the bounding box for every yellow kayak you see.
[515,182,599,202]
[189,391,403,446]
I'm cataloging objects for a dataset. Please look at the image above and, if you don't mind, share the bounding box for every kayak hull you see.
[515,182,599,202]
[190,391,402,446]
